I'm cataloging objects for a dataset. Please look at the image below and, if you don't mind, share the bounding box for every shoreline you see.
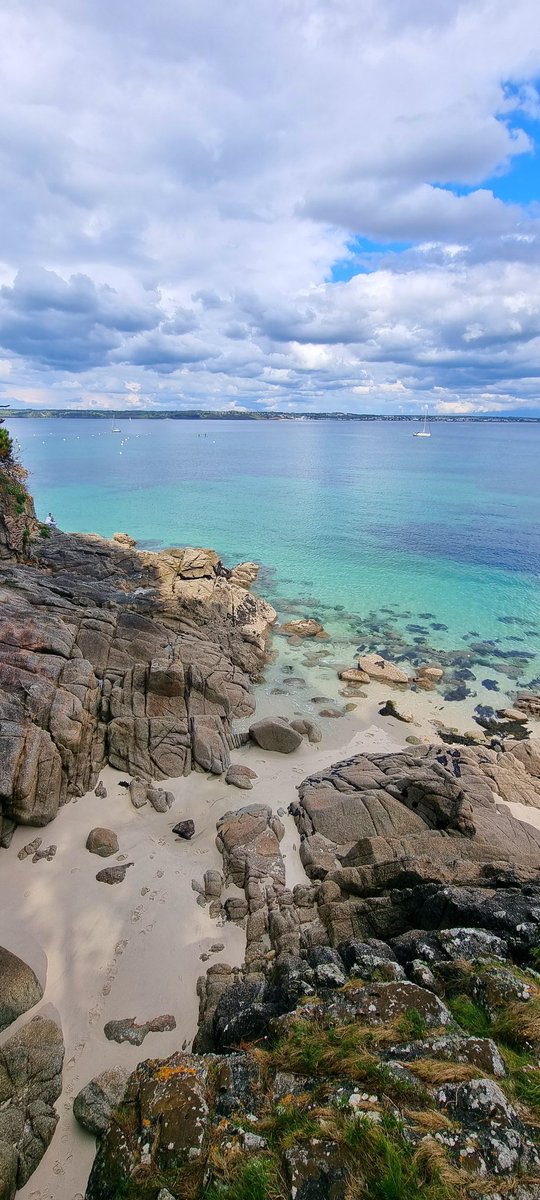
[1,526,539,1200]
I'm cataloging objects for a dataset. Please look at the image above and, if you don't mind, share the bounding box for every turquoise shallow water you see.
[7,417,540,699]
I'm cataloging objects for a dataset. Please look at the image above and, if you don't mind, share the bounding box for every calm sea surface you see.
[8,417,540,693]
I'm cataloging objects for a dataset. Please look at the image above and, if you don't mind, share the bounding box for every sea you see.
[8,417,540,711]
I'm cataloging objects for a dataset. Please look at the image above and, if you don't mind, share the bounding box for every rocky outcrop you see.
[86,743,540,1199]
[0,1016,64,1198]
[0,517,275,836]
[290,742,540,911]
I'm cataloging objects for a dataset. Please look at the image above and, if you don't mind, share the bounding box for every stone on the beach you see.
[318,707,343,718]
[204,869,223,899]
[358,654,409,685]
[94,781,107,798]
[129,779,148,809]
[103,1014,176,1046]
[0,947,43,1032]
[173,819,195,840]
[338,667,371,684]
[96,863,133,884]
[498,707,528,723]
[0,1015,64,1190]
[280,618,327,639]
[146,786,173,812]
[225,764,257,789]
[86,827,119,857]
[17,838,42,860]
[290,718,322,744]
[248,717,302,754]
[73,1066,130,1136]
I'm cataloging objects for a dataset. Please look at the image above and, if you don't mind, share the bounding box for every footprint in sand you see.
[115,938,128,955]
[131,905,143,923]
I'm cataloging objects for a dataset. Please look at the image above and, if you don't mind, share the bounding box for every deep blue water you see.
[7,417,540,690]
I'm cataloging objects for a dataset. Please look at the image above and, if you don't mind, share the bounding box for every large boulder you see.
[0,948,43,1032]
[358,654,409,685]
[249,717,303,754]
[0,1016,64,1192]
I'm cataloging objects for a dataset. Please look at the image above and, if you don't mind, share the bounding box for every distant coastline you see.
[2,408,540,422]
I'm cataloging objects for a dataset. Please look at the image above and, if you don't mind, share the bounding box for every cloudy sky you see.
[1,0,540,415]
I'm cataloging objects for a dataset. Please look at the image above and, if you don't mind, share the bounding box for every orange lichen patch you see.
[153,1064,198,1083]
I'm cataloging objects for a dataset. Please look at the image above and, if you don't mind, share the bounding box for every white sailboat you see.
[413,406,431,438]
[111,418,121,433]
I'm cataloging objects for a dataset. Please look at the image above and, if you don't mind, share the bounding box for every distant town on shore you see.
[2,408,539,422]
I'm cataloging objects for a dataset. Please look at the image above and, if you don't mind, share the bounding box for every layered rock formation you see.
[86,743,540,1200]
[0,491,275,838]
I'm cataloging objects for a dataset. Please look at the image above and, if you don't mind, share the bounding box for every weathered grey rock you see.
[95,863,133,884]
[103,1014,176,1046]
[94,780,107,798]
[85,827,119,857]
[0,488,275,835]
[0,948,43,1032]
[0,1016,64,1190]
[290,718,322,744]
[173,820,195,840]
[225,764,257,789]
[73,1066,130,1135]
[248,717,303,754]
[203,870,223,899]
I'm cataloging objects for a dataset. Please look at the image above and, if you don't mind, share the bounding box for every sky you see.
[0,0,540,415]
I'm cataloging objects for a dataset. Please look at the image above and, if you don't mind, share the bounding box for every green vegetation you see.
[205,1155,286,1200]
[0,424,13,462]
[341,1115,460,1200]
[447,995,492,1038]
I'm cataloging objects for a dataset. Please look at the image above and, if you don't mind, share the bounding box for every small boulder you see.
[290,718,322,744]
[173,820,195,840]
[94,781,107,799]
[86,828,119,858]
[225,764,257,790]
[73,1066,130,1135]
[249,717,303,754]
[338,667,371,684]
[96,863,133,885]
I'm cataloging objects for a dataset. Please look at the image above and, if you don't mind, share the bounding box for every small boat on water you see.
[413,407,431,438]
[111,419,121,433]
